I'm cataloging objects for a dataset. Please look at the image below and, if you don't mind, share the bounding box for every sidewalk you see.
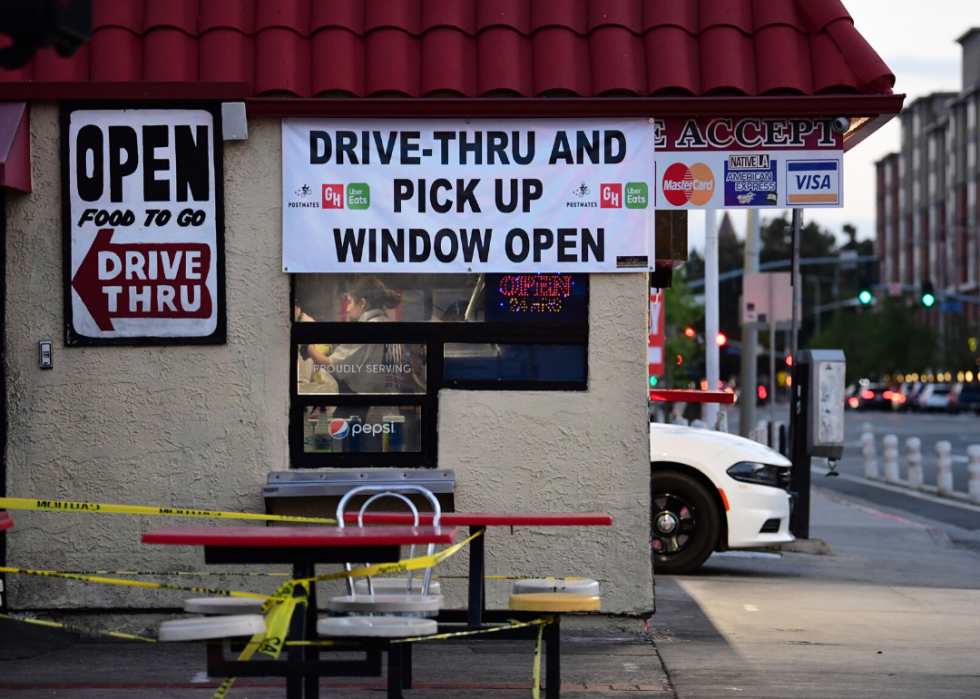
[651,486,980,699]
[0,624,670,698]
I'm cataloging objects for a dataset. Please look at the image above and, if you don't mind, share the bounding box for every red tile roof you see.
[0,0,894,99]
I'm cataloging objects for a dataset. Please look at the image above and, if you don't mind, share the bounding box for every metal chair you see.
[510,578,601,613]
[183,597,266,615]
[512,578,600,596]
[159,614,266,642]
[320,485,444,638]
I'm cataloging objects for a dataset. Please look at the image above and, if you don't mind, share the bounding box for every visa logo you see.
[786,160,840,206]
[795,174,833,190]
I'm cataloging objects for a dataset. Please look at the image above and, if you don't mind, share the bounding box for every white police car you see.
[650,422,794,574]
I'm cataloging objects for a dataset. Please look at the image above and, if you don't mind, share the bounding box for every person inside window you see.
[306,276,401,394]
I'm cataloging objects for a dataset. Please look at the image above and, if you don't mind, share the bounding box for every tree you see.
[664,270,704,388]
[807,296,938,383]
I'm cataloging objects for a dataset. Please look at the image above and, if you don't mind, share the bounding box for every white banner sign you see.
[282,119,656,273]
[65,108,223,344]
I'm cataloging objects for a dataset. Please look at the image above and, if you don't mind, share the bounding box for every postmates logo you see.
[322,184,344,209]
[328,418,350,439]
[662,163,715,207]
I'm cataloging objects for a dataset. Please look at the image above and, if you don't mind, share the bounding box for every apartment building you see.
[877,29,980,328]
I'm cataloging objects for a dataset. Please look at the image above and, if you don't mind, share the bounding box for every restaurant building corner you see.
[1,102,654,621]
[0,0,904,631]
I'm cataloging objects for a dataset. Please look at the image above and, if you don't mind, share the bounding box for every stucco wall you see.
[4,104,291,608]
[4,105,652,617]
[438,272,653,615]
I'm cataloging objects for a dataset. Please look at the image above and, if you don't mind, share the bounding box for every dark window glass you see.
[444,344,586,382]
[294,273,585,323]
[297,343,426,395]
[303,406,421,453]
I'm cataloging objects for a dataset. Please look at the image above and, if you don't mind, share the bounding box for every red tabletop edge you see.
[0,512,12,531]
[142,525,459,547]
[650,389,735,404]
[343,512,614,527]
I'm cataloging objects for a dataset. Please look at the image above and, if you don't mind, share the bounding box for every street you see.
[652,485,980,698]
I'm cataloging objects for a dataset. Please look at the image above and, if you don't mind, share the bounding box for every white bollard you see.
[936,441,954,497]
[715,410,729,433]
[968,445,980,504]
[861,426,878,480]
[906,437,923,491]
[883,434,900,484]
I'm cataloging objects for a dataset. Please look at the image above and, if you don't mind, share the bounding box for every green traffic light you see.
[649,375,658,387]
[922,293,935,307]
[859,290,872,304]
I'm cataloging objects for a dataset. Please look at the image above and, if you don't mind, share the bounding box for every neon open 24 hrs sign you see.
[281,119,656,274]
[62,105,225,345]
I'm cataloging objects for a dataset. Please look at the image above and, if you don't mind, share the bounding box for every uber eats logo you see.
[625,182,648,209]
[347,183,370,209]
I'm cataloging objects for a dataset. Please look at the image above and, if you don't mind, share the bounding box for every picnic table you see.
[343,511,614,699]
[143,525,458,699]
[341,512,613,625]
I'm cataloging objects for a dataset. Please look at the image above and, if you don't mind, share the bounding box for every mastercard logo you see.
[328,418,350,440]
[662,163,715,207]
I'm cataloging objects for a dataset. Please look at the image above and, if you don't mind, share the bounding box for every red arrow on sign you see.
[71,228,213,332]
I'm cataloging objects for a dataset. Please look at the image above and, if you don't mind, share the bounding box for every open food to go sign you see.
[63,106,225,345]
[281,118,656,274]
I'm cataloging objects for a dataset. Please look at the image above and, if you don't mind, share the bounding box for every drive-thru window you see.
[0,2,900,625]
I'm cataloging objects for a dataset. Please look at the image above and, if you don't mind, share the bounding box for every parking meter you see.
[789,349,846,538]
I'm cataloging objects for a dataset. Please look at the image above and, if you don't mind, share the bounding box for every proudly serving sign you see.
[282,119,656,273]
[63,106,224,345]
[653,117,844,210]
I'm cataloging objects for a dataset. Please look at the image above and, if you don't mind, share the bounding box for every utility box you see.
[802,350,847,460]
[789,349,846,539]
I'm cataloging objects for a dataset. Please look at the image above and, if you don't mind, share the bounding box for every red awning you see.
[0,0,895,99]
[0,102,30,194]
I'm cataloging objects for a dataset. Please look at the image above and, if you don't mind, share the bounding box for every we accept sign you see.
[281,119,656,273]
[63,106,224,344]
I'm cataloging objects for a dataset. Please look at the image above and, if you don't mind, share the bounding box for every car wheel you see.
[650,470,721,575]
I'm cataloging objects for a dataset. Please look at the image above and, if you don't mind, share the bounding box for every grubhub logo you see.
[600,183,622,208]
[662,163,715,207]
[323,184,344,209]
[329,418,395,439]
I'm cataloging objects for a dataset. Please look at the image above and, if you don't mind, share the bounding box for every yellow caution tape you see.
[0,566,276,600]
[2,530,481,610]
[54,571,580,580]
[389,615,552,644]
[301,529,483,584]
[532,621,545,699]
[0,497,336,524]
[60,570,292,577]
[0,612,157,642]
[384,575,588,581]
[214,580,301,699]
[258,584,306,659]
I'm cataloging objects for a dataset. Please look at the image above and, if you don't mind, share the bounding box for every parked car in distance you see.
[890,381,918,410]
[846,382,891,411]
[650,423,793,575]
[917,383,951,411]
[948,382,980,414]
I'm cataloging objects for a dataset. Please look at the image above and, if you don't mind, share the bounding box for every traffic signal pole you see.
[705,210,720,428]
[788,209,809,539]
[740,210,760,437]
